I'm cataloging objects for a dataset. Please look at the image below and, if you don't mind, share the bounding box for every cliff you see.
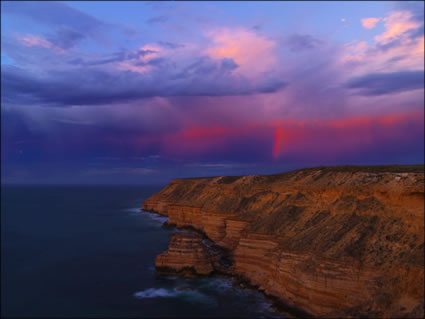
[155,231,216,276]
[142,165,425,318]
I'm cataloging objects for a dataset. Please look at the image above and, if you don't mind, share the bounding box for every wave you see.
[134,288,177,298]
[124,207,168,223]
[202,277,233,291]
[133,287,217,305]
[123,207,143,215]
[141,210,169,223]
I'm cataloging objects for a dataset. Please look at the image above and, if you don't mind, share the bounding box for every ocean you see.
[1,185,283,318]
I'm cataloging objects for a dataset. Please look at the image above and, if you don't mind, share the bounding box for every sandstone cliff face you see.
[143,165,425,318]
[155,232,215,275]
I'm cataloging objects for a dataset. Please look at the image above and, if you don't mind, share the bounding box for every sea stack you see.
[155,232,215,276]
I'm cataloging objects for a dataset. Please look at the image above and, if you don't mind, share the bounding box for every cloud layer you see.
[1,1,424,183]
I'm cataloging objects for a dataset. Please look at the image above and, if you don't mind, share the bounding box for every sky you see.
[1,1,424,184]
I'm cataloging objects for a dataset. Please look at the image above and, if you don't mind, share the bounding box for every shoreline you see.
[142,207,310,319]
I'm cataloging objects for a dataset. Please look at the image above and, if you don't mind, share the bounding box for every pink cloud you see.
[341,9,424,75]
[116,44,163,73]
[205,28,276,78]
[361,17,381,29]
[17,34,66,54]
[18,35,53,48]
[375,11,419,42]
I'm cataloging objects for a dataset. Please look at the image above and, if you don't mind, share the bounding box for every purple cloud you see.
[1,1,424,184]
[1,57,287,106]
[346,71,424,96]
[46,26,86,50]
[285,34,323,52]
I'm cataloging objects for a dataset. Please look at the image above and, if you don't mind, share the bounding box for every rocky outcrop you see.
[143,165,425,318]
[155,232,215,276]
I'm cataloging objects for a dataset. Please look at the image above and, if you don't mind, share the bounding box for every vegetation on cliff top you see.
[178,164,424,183]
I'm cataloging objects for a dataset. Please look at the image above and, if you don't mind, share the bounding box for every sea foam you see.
[124,207,169,223]
[124,207,143,215]
[141,210,168,223]
[133,287,216,305]
[134,288,177,298]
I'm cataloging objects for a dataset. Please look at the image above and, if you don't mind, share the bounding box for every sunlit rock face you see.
[143,165,425,318]
[155,232,215,276]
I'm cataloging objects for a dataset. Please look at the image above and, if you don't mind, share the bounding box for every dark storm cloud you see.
[285,34,323,52]
[1,57,288,106]
[345,71,425,96]
[1,66,150,106]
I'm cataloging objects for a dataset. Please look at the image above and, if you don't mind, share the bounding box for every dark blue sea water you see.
[1,185,283,318]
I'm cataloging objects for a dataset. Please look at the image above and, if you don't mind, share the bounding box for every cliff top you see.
[144,162,424,274]
[175,164,424,184]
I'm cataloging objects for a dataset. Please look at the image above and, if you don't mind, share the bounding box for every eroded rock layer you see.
[143,165,425,318]
[155,232,215,276]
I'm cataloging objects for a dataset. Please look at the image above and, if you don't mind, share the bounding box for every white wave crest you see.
[124,207,142,215]
[134,288,177,298]
[133,287,216,305]
[141,210,169,223]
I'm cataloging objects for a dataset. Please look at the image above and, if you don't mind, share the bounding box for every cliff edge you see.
[143,165,424,318]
